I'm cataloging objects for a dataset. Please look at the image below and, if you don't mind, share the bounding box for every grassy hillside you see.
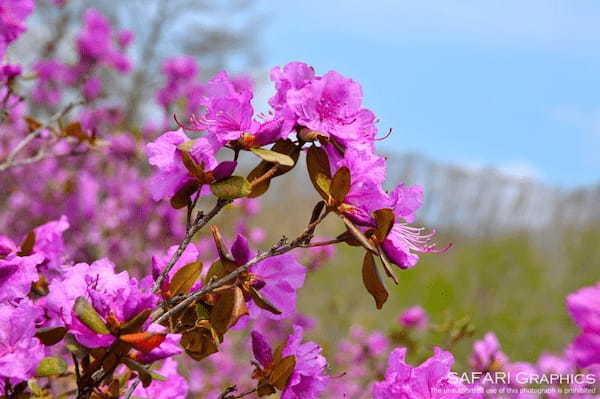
[297,226,600,368]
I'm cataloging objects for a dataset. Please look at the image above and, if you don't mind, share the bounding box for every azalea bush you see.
[1,2,600,399]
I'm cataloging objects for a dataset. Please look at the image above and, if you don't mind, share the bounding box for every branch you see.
[152,208,330,324]
[151,198,232,293]
[0,101,83,172]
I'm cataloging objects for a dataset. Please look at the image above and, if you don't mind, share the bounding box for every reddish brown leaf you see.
[120,332,166,352]
[362,252,389,309]
[373,208,395,241]
[330,166,351,202]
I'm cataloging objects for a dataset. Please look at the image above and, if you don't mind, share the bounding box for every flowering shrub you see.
[1,3,599,399]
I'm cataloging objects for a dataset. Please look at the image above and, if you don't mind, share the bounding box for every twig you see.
[299,238,344,248]
[152,208,330,324]
[151,198,232,293]
[0,101,83,172]
[123,380,140,399]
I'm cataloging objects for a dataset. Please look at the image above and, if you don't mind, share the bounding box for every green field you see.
[296,225,600,368]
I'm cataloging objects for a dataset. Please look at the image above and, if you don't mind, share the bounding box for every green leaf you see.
[204,260,226,284]
[120,309,152,334]
[330,166,351,202]
[250,148,294,167]
[169,261,203,296]
[73,296,110,335]
[35,326,67,346]
[362,252,388,309]
[315,173,331,197]
[36,357,67,377]
[122,358,166,388]
[210,176,252,200]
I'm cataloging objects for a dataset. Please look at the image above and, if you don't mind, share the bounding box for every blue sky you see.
[252,1,600,187]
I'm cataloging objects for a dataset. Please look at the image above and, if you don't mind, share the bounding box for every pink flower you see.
[0,0,34,59]
[44,259,158,348]
[373,347,476,399]
[230,234,306,321]
[567,282,600,333]
[469,332,508,371]
[146,129,225,201]
[132,358,188,399]
[270,62,376,150]
[251,325,328,399]
[0,300,44,388]
[399,306,429,330]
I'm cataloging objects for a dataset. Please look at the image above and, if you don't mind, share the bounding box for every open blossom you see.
[132,358,188,399]
[373,347,476,399]
[399,306,429,330]
[76,8,131,72]
[0,300,44,388]
[156,55,201,111]
[44,258,158,347]
[191,70,286,148]
[469,332,508,371]
[230,234,306,321]
[146,128,231,201]
[567,282,600,368]
[32,215,69,274]
[251,325,328,399]
[270,62,376,150]
[0,249,42,302]
[0,0,34,59]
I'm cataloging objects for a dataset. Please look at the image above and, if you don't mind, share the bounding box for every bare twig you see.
[0,101,83,172]
[123,380,140,399]
[152,208,330,324]
[151,198,232,293]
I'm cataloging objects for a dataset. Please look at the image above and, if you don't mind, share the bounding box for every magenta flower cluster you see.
[3,4,598,399]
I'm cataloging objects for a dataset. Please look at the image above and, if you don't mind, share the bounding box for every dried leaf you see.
[182,328,219,361]
[170,180,200,209]
[36,357,67,377]
[246,139,300,197]
[270,355,296,390]
[64,122,90,142]
[73,297,110,335]
[17,231,36,256]
[250,148,294,167]
[120,332,166,353]
[340,214,378,254]
[169,261,203,296]
[204,260,226,284]
[249,286,282,315]
[306,146,332,199]
[210,176,252,200]
[330,166,351,202]
[378,248,399,285]
[210,287,248,336]
[362,252,389,309]
[180,151,203,180]
[25,116,42,133]
[373,208,395,241]
[35,326,67,346]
